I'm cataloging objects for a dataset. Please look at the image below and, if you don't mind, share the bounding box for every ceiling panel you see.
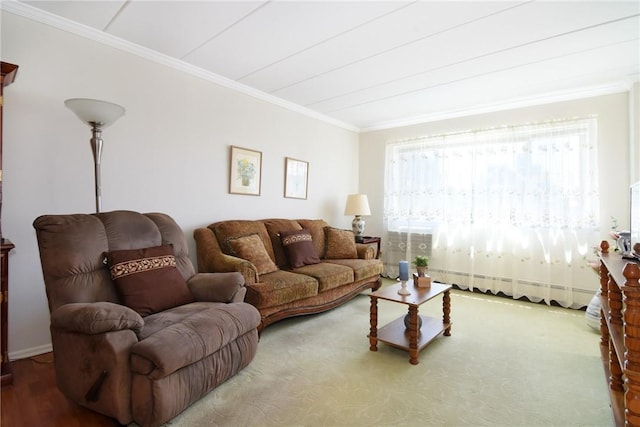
[183,1,409,80]
[24,0,125,29]
[273,1,640,106]
[11,0,640,131]
[106,1,265,58]
[309,18,640,114]
[239,1,523,93]
[333,41,640,127]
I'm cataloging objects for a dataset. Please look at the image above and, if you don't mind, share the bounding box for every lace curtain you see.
[383,117,600,308]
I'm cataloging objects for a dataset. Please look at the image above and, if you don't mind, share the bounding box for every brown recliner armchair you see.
[33,210,261,427]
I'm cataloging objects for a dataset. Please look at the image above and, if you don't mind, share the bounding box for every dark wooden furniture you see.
[0,62,18,241]
[369,281,452,365]
[358,236,381,259]
[0,61,18,387]
[1,239,14,386]
[598,240,640,427]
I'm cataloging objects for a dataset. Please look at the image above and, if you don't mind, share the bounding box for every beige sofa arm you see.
[194,227,259,284]
[356,243,375,260]
[187,272,247,303]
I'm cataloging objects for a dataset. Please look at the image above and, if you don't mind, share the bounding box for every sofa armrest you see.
[51,302,143,335]
[187,272,247,303]
[194,227,259,284]
[356,243,375,260]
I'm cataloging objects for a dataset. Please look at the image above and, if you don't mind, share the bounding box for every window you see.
[383,117,600,308]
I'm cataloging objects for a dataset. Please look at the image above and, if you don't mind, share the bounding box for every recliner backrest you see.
[34,210,195,313]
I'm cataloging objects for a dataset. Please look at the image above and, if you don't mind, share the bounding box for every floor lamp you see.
[65,98,125,213]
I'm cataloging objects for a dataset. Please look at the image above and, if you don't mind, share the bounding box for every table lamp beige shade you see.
[65,98,125,213]
[344,194,371,239]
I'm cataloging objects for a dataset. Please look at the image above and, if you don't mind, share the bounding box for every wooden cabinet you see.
[1,62,18,241]
[598,240,640,426]
[1,240,14,386]
[1,61,18,387]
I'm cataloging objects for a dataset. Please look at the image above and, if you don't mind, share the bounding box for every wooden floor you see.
[0,353,121,427]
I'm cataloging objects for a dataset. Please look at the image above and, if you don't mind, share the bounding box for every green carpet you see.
[163,280,611,427]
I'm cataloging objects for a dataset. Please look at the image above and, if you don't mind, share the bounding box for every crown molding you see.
[360,78,638,133]
[1,1,360,133]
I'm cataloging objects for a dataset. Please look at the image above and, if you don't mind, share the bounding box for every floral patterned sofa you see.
[194,219,383,331]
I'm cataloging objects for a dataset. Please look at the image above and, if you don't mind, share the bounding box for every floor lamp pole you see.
[90,123,103,213]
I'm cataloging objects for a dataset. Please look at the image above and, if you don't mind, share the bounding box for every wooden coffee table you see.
[368,281,452,365]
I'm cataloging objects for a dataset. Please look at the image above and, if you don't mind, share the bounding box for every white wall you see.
[631,82,640,183]
[1,12,359,358]
[359,92,633,244]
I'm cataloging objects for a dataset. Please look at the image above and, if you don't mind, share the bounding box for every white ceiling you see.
[9,0,640,131]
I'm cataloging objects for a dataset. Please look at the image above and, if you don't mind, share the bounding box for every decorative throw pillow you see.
[324,227,358,259]
[228,234,279,275]
[279,229,321,268]
[106,244,194,317]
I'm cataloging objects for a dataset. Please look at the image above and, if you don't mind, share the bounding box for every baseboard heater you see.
[431,269,594,297]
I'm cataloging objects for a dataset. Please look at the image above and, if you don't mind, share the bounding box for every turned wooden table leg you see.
[369,296,378,351]
[622,263,640,425]
[609,274,623,328]
[408,305,419,365]
[443,289,451,336]
[599,255,609,348]
[608,270,625,396]
[610,343,624,393]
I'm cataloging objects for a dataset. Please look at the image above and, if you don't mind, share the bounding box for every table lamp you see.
[344,194,371,242]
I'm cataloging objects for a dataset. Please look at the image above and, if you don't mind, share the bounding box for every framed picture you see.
[229,146,262,196]
[284,157,308,199]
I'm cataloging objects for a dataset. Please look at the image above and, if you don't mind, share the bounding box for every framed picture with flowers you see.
[229,146,262,196]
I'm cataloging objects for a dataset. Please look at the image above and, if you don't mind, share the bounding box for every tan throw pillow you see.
[324,227,358,259]
[280,229,321,268]
[228,234,279,275]
[106,244,194,317]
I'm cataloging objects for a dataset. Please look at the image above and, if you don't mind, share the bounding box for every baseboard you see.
[9,343,53,361]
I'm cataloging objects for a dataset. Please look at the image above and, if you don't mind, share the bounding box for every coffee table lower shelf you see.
[372,315,451,352]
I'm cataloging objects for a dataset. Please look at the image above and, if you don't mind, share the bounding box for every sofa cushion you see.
[280,229,321,268]
[324,258,384,281]
[262,219,303,268]
[228,234,279,275]
[244,270,318,309]
[324,227,358,259]
[291,262,354,292]
[106,245,194,317]
[297,219,329,258]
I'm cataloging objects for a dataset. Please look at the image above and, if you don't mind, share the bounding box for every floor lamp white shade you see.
[344,194,371,239]
[65,98,125,213]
